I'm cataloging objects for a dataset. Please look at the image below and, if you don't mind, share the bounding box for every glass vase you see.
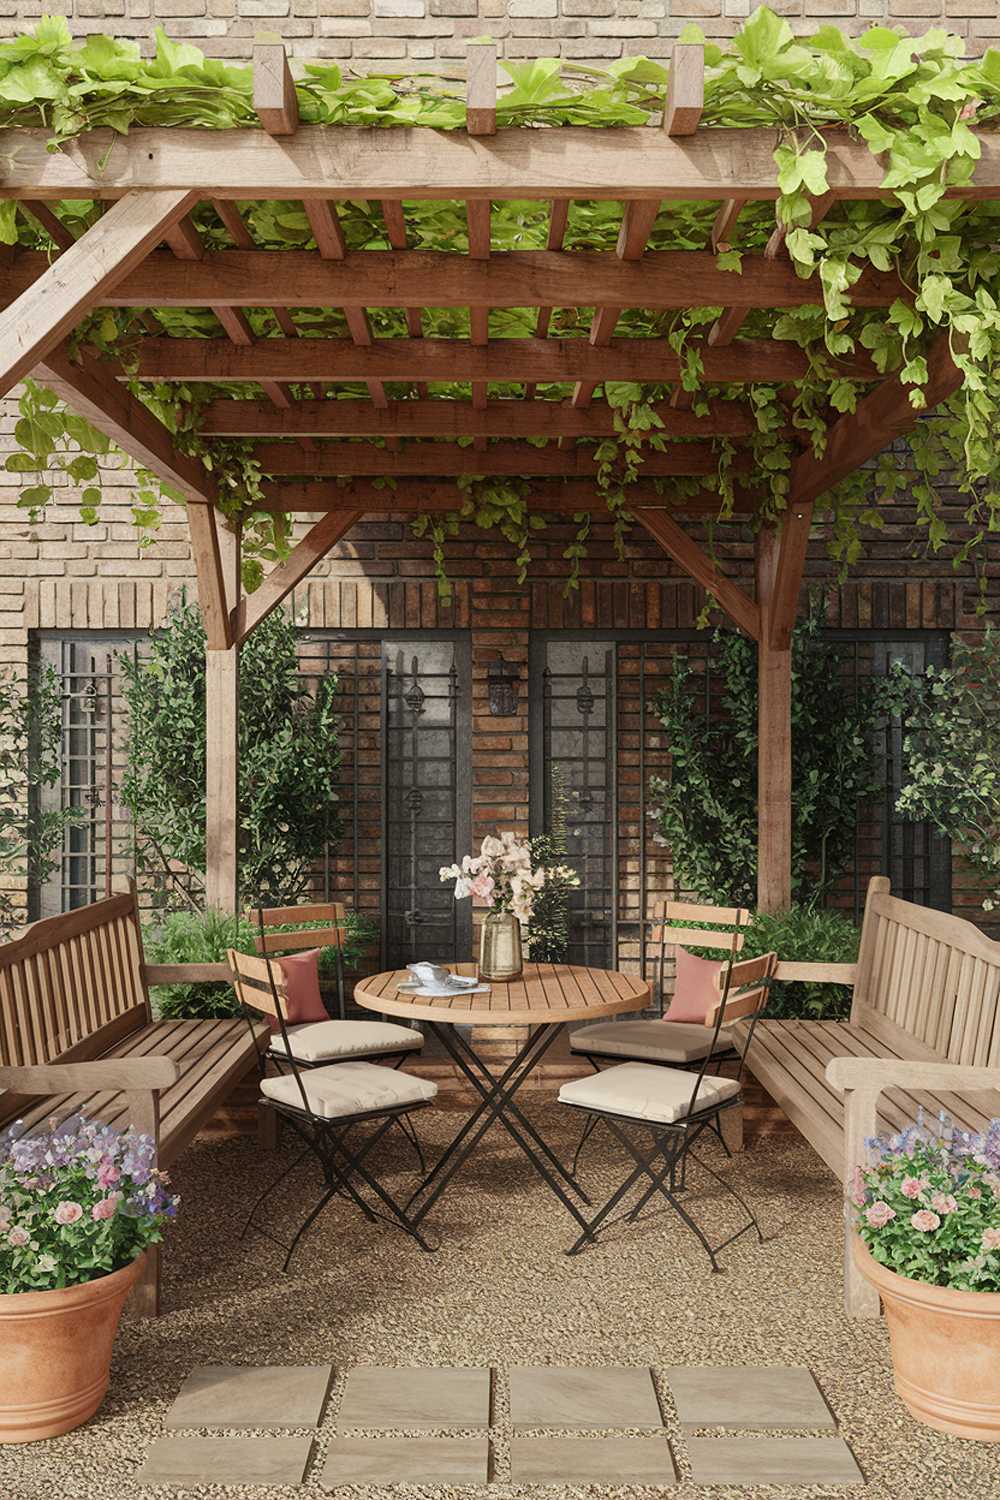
[479,909,523,981]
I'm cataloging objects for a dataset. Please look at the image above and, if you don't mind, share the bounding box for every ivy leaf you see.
[715,249,742,274]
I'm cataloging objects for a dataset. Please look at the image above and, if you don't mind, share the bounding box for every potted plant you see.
[850,1114,1000,1441]
[0,1114,179,1443]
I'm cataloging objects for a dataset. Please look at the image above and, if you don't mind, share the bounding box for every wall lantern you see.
[487,657,520,717]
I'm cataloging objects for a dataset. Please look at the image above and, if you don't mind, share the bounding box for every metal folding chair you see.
[567,901,751,1171]
[228,947,439,1267]
[557,949,778,1271]
[253,902,426,1170]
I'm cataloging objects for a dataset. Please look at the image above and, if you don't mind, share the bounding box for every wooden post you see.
[755,527,792,913]
[205,519,240,914]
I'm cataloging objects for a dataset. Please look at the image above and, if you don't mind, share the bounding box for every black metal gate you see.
[382,638,472,969]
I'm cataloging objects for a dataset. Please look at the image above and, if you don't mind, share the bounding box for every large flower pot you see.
[854,1236,1000,1442]
[0,1253,145,1443]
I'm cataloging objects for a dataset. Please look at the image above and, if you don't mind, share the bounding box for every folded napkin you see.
[406,962,480,993]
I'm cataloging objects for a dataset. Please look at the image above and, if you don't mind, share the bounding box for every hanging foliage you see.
[4,11,1000,596]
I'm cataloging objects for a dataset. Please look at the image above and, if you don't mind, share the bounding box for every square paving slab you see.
[321,1438,490,1486]
[510,1436,676,1485]
[686,1436,863,1486]
[165,1364,332,1430]
[667,1365,836,1430]
[509,1366,662,1430]
[337,1366,491,1428]
[139,1436,314,1486]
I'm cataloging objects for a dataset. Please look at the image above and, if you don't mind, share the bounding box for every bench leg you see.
[720,1103,743,1155]
[258,1100,279,1151]
[132,1245,161,1319]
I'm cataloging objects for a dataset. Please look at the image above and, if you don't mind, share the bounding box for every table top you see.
[353,962,650,1027]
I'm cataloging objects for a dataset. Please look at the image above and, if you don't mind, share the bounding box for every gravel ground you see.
[0,1103,990,1500]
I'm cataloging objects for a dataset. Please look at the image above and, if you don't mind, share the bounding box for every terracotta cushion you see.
[663,948,723,1024]
[277,948,328,1024]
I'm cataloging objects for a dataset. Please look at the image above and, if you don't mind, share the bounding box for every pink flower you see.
[53,1201,83,1226]
[91,1195,119,1222]
[850,1166,867,1207]
[969,1187,982,1200]
[468,872,495,905]
[900,1176,927,1200]
[865,1201,896,1228]
[981,1227,1000,1252]
[7,1226,29,1249]
[911,1210,941,1232]
[0,1205,11,1232]
[931,1192,958,1216]
[97,1162,119,1189]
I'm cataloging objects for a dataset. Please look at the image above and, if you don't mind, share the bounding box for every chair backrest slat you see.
[226,949,290,1019]
[253,902,348,956]
[707,951,778,1029]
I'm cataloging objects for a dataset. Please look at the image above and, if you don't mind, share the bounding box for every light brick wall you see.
[0,3,994,58]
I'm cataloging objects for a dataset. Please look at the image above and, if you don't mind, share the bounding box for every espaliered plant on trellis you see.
[1,10,999,914]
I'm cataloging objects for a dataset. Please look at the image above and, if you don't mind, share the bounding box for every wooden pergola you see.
[0,38,976,919]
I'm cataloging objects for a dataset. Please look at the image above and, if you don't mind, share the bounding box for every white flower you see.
[480,835,504,859]
[35,1253,57,1276]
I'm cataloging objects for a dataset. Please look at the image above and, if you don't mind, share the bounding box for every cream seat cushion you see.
[261,1060,437,1120]
[268,1019,423,1064]
[559,1061,739,1125]
[568,1018,734,1065]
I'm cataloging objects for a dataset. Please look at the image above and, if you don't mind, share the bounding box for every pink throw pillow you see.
[663,947,723,1024]
[276,948,328,1024]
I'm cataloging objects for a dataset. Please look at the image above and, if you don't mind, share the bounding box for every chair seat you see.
[569,1018,734,1065]
[269,1019,423,1064]
[559,1061,739,1126]
[261,1060,437,1120]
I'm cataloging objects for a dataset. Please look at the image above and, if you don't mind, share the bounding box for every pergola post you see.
[205,518,241,914]
[755,526,792,913]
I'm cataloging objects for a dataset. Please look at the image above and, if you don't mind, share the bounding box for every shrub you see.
[0,1115,178,1294]
[852,1115,1000,1292]
[120,600,344,907]
[888,630,1000,914]
[144,908,255,1020]
[686,903,860,1020]
[0,664,80,939]
[649,613,885,907]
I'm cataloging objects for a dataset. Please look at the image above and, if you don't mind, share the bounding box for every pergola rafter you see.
[0,36,980,917]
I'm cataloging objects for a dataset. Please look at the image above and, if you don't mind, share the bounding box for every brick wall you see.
[0,3,995,59]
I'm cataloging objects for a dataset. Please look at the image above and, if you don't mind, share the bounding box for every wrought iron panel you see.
[531,639,617,969]
[382,640,472,969]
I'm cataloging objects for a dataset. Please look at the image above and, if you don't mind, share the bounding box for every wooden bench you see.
[736,876,1000,1317]
[0,892,267,1316]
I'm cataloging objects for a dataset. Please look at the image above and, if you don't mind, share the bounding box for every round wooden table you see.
[354,962,649,1233]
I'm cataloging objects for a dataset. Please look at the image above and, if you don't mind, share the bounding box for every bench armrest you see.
[0,1057,180,1147]
[826,1057,1000,1094]
[774,962,856,986]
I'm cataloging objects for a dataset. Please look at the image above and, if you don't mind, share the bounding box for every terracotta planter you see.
[0,1253,145,1444]
[853,1236,1000,1442]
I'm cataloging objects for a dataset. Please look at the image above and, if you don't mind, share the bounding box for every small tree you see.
[649,613,884,907]
[120,601,343,906]
[889,630,1000,913]
[0,664,79,938]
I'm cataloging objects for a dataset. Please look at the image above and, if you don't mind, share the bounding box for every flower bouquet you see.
[850,1111,1000,1441]
[0,1114,179,1442]
[440,833,579,979]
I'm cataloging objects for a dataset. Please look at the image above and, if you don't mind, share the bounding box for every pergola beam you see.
[258,478,756,515]
[126,336,881,386]
[186,504,233,651]
[200,397,758,440]
[5,124,1000,200]
[0,188,195,397]
[663,43,704,135]
[0,250,908,312]
[250,439,748,479]
[636,509,760,640]
[231,509,363,646]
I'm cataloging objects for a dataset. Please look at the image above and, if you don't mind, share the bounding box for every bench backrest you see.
[855,876,1000,1067]
[0,893,150,1079]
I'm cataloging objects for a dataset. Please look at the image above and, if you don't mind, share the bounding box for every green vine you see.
[3,11,1000,600]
